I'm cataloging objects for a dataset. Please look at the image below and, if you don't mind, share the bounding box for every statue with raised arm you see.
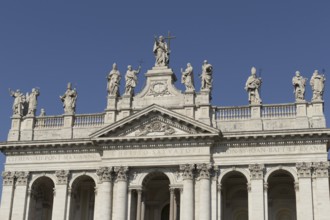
[107,63,121,97]
[26,88,40,116]
[181,63,195,91]
[60,83,77,114]
[310,70,326,101]
[245,67,262,104]
[153,36,169,67]
[292,71,307,102]
[200,60,213,91]
[124,65,141,95]
[9,89,25,116]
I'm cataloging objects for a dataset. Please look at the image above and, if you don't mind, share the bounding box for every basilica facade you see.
[0,39,329,220]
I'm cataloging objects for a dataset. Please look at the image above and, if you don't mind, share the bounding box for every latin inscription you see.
[7,153,100,164]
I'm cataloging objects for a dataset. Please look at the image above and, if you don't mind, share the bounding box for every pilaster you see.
[311,101,326,128]
[312,161,330,220]
[8,115,22,141]
[11,171,29,220]
[105,95,117,124]
[0,171,15,220]
[52,170,69,220]
[184,91,195,119]
[248,164,265,220]
[20,116,35,141]
[197,163,212,220]
[94,167,114,220]
[62,114,74,139]
[295,102,309,128]
[113,166,129,220]
[296,162,314,220]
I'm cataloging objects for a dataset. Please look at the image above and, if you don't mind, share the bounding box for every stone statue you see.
[26,88,40,116]
[107,63,121,97]
[292,71,307,102]
[245,67,262,104]
[181,63,195,91]
[124,65,141,95]
[310,70,326,101]
[9,89,25,116]
[200,60,213,91]
[39,108,46,116]
[153,36,169,67]
[60,83,77,114]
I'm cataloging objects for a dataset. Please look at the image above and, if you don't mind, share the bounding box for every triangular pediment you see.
[90,104,220,141]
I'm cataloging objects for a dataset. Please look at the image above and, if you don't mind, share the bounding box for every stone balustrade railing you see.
[214,106,251,120]
[35,115,64,128]
[73,113,105,127]
[261,103,296,118]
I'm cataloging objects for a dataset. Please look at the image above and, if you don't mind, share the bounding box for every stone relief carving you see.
[15,171,29,185]
[107,63,121,97]
[312,161,329,178]
[245,67,262,104]
[55,170,69,185]
[181,63,195,91]
[296,162,312,178]
[200,60,213,91]
[114,166,129,182]
[60,83,77,114]
[124,65,141,96]
[135,121,176,136]
[196,163,213,180]
[180,164,195,180]
[249,164,264,180]
[146,82,171,97]
[96,167,113,182]
[292,71,307,102]
[2,171,15,186]
[310,70,326,102]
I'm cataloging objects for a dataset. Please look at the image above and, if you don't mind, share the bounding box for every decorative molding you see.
[96,167,113,182]
[196,163,213,180]
[312,161,329,178]
[15,171,29,186]
[55,170,69,185]
[146,82,171,97]
[249,164,264,180]
[2,171,15,186]
[180,164,195,180]
[114,166,129,182]
[296,162,312,178]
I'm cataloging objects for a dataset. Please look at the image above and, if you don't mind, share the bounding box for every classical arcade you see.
[0,36,330,220]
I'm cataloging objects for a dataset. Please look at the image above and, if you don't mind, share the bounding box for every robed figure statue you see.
[107,63,121,97]
[292,71,307,102]
[60,83,77,114]
[153,36,169,67]
[310,70,326,102]
[245,67,262,105]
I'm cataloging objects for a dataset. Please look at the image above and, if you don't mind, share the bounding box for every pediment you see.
[90,104,220,141]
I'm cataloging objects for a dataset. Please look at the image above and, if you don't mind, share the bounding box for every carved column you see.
[295,162,314,220]
[312,162,330,220]
[114,166,129,220]
[136,189,142,220]
[0,171,15,220]
[169,188,175,220]
[248,164,265,220]
[180,164,194,220]
[263,183,268,220]
[11,171,29,220]
[94,167,113,220]
[52,170,69,220]
[197,163,212,220]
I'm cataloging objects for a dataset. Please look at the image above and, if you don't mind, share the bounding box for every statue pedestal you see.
[105,95,118,124]
[184,91,195,119]
[8,115,22,141]
[62,114,74,139]
[310,101,326,128]
[20,116,35,141]
[295,101,309,129]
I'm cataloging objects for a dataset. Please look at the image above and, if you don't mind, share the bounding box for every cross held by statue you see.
[165,31,176,49]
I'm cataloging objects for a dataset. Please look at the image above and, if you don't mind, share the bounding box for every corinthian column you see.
[11,171,29,220]
[180,164,194,220]
[197,163,212,220]
[94,167,113,220]
[52,170,69,220]
[296,162,313,220]
[0,171,15,220]
[312,162,330,220]
[248,164,265,220]
[114,166,129,220]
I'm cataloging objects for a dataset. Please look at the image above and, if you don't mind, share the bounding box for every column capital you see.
[114,166,129,182]
[296,162,312,178]
[55,170,70,185]
[96,167,113,183]
[180,164,195,180]
[249,164,264,180]
[196,163,213,180]
[2,171,15,186]
[312,161,329,178]
[15,171,29,186]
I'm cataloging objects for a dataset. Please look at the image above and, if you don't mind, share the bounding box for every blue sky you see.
[0,1,329,196]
